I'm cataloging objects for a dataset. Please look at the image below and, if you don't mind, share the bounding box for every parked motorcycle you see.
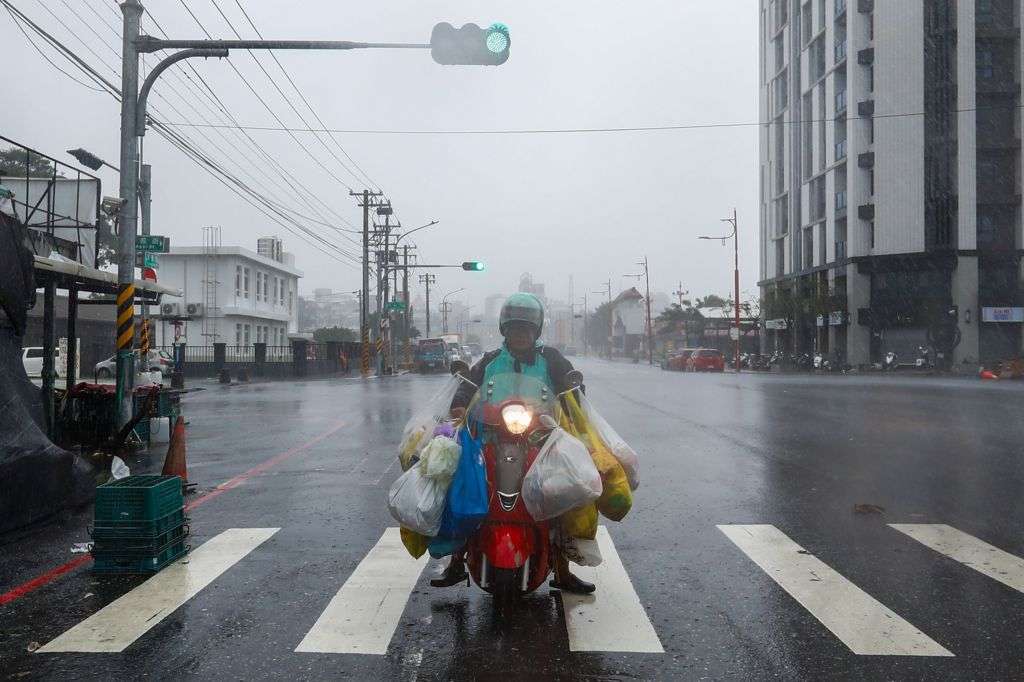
[883,351,898,371]
[461,367,584,599]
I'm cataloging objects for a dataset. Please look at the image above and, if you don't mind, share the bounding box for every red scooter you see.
[458,367,583,599]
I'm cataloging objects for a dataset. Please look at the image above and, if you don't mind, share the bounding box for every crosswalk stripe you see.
[560,527,664,653]
[295,527,428,655]
[718,524,953,657]
[890,524,1024,594]
[38,528,280,653]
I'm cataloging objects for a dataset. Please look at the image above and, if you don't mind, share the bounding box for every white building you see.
[154,241,302,348]
[759,0,1024,366]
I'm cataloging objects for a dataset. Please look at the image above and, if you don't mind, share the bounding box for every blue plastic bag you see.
[435,428,489,543]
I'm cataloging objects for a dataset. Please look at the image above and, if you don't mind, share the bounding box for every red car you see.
[687,348,725,372]
[662,348,698,371]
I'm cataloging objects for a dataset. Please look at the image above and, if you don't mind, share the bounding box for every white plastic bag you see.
[522,428,602,522]
[420,435,461,480]
[562,536,603,567]
[398,375,464,471]
[387,462,449,536]
[578,393,640,490]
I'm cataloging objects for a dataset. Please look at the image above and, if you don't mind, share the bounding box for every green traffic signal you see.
[462,261,485,271]
[431,22,510,65]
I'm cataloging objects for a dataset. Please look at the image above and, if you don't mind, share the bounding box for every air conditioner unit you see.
[186,302,204,318]
[160,302,180,317]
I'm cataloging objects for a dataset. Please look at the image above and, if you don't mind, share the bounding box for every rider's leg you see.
[550,548,596,595]
[430,548,468,588]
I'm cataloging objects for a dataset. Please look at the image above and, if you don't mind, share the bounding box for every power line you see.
[157,103,1024,136]
[3,3,106,92]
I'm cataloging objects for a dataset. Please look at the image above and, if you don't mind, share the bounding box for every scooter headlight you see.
[501,404,533,435]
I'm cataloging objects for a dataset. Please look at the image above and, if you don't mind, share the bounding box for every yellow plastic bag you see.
[561,503,598,540]
[399,426,427,471]
[400,526,430,559]
[562,395,632,522]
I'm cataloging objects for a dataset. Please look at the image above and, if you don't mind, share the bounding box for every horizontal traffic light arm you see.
[385,263,485,270]
[136,37,431,53]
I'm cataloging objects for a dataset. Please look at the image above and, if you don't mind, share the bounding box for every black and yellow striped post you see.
[360,326,371,376]
[114,283,136,424]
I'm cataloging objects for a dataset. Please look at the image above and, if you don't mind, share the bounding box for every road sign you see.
[135,252,159,269]
[135,235,170,253]
[386,300,407,312]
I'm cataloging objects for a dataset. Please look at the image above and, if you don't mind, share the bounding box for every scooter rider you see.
[431,292,597,595]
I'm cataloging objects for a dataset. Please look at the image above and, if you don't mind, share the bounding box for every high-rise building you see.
[758,0,1023,366]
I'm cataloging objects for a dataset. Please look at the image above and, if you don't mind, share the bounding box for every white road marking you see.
[718,524,952,657]
[560,526,664,653]
[295,527,428,655]
[890,524,1024,594]
[38,528,279,653]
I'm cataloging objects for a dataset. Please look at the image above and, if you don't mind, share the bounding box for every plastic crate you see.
[91,508,186,539]
[91,541,189,575]
[94,475,183,523]
[92,523,188,557]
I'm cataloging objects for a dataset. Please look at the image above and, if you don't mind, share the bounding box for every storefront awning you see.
[33,255,182,299]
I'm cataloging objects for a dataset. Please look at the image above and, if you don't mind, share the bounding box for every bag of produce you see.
[397,375,464,471]
[435,429,489,540]
[575,393,640,490]
[419,435,461,481]
[561,502,598,540]
[387,461,448,537]
[400,526,430,559]
[522,428,603,522]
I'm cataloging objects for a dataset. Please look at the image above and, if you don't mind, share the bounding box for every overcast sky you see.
[2,0,759,313]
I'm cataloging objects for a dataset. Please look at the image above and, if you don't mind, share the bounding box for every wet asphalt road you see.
[3,360,1024,680]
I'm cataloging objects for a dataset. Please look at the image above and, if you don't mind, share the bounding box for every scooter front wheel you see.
[489,567,522,602]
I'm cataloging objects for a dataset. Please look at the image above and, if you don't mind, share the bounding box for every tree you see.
[584,301,614,354]
[695,294,728,309]
[0,147,58,178]
[313,326,357,343]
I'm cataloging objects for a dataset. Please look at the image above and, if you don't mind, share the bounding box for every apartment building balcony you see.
[834,40,848,64]
[835,90,848,115]
[836,190,848,218]
[835,140,848,162]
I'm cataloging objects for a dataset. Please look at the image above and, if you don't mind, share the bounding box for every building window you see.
[235,266,242,297]
[868,169,875,195]
[235,323,242,344]
[244,324,251,344]
[978,0,994,23]
[775,239,786,277]
[243,268,250,299]
[868,222,875,249]
[977,49,994,80]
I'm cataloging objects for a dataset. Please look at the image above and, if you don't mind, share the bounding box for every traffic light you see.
[431,22,510,65]
[462,261,485,271]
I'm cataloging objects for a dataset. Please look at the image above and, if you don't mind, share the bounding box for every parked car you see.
[663,348,698,371]
[688,348,726,372]
[94,349,171,379]
[22,346,64,378]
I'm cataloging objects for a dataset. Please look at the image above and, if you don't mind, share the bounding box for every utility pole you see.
[441,302,452,334]
[593,280,612,358]
[139,162,152,346]
[419,273,436,337]
[402,244,414,367]
[351,189,384,376]
[639,256,654,365]
[674,282,689,308]
[579,294,588,356]
[115,0,144,430]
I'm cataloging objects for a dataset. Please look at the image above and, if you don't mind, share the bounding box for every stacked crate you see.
[91,475,189,574]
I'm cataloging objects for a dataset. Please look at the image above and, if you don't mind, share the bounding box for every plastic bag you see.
[522,428,603,522]
[576,393,639,490]
[420,435,461,480]
[562,536,603,567]
[398,375,464,470]
[435,429,489,540]
[400,526,430,559]
[387,462,448,537]
[560,405,633,522]
[561,503,598,540]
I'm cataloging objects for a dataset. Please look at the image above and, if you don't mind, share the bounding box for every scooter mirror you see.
[565,369,584,388]
[450,360,470,377]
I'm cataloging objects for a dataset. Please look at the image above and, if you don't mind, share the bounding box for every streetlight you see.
[394,220,438,366]
[67,148,120,172]
[698,209,740,373]
[441,287,465,334]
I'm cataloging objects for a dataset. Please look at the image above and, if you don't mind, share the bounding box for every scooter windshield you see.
[467,371,559,428]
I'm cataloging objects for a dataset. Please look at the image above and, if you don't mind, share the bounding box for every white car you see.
[95,350,172,379]
[22,346,64,378]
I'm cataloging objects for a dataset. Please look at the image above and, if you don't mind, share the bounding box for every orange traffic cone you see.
[162,416,188,484]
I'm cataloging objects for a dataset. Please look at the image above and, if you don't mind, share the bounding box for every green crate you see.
[91,508,186,539]
[92,523,188,557]
[91,541,189,575]
[94,475,183,523]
